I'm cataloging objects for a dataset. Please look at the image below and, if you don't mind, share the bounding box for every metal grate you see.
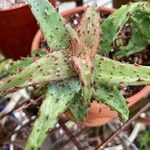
[0,85,150,150]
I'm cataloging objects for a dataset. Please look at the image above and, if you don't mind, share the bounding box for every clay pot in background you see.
[31,6,150,127]
[0,0,56,60]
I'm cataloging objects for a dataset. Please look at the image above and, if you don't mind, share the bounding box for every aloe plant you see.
[100,2,150,58]
[0,0,150,149]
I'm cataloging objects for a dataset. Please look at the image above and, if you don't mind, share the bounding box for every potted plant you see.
[31,3,150,127]
[0,0,56,60]
[0,0,150,149]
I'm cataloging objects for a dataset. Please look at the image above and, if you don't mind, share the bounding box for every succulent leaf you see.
[100,2,150,57]
[115,3,150,58]
[72,56,93,105]
[95,84,129,121]
[70,7,100,105]
[69,90,88,121]
[6,49,46,76]
[1,53,150,95]
[28,0,70,50]
[65,24,82,56]
[0,51,76,94]
[25,79,80,150]
[78,7,100,58]
[94,54,150,86]
[8,57,33,75]
[31,49,46,58]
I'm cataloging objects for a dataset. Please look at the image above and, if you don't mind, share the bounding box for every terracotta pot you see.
[0,0,56,60]
[31,6,150,127]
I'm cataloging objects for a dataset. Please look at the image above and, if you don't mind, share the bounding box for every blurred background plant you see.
[138,131,150,150]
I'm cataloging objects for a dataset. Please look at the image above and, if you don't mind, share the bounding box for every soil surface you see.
[0,118,32,150]
[0,0,27,9]
[0,119,17,148]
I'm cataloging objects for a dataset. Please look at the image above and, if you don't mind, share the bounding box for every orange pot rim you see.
[31,6,150,127]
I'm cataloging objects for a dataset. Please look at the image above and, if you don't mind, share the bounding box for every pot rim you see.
[0,3,28,12]
[0,0,56,12]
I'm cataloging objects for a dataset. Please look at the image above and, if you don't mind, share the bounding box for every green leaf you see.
[6,49,46,76]
[25,79,80,150]
[95,84,129,121]
[1,53,150,95]
[0,51,76,94]
[115,3,150,58]
[69,91,88,121]
[72,56,93,105]
[78,7,100,57]
[31,49,46,58]
[28,0,70,50]
[8,57,33,75]
[94,54,150,86]
[70,7,100,105]
[138,131,150,150]
[100,2,150,56]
